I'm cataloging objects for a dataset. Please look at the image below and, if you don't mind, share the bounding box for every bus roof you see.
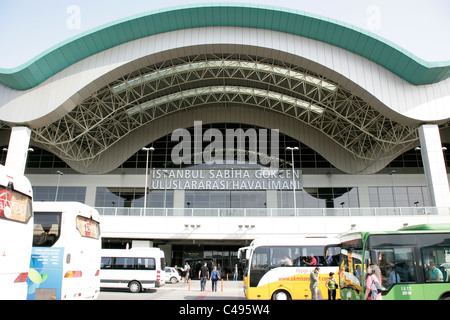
[340,223,450,243]
[398,223,450,231]
[248,236,340,247]
[33,201,100,220]
[0,164,32,197]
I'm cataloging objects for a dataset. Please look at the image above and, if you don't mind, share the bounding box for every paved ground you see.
[98,279,246,300]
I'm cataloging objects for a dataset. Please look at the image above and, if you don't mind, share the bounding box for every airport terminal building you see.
[1,4,449,273]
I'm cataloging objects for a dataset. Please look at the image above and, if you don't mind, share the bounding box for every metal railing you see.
[95,207,447,217]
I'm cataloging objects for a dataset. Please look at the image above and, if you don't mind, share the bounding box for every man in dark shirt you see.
[198,262,209,292]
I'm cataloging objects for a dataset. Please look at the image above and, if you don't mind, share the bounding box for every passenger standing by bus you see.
[364,265,382,300]
[325,272,337,300]
[309,267,320,299]
[199,263,209,292]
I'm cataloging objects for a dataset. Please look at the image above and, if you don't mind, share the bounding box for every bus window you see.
[325,246,340,266]
[375,248,416,288]
[101,257,113,269]
[137,258,156,270]
[114,257,134,269]
[32,212,61,247]
[270,246,295,267]
[422,246,450,283]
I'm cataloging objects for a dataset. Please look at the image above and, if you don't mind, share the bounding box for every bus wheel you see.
[129,281,142,293]
[439,293,450,300]
[272,290,291,300]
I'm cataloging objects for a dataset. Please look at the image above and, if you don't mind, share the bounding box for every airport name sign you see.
[150,168,302,190]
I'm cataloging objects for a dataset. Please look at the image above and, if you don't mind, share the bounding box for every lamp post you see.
[286,147,299,212]
[142,147,155,212]
[389,169,397,208]
[55,170,64,201]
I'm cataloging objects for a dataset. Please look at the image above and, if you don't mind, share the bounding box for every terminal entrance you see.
[102,238,249,280]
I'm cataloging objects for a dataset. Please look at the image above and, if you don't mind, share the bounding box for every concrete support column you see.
[85,186,97,207]
[418,124,450,208]
[357,186,371,207]
[5,126,32,174]
[173,189,185,208]
[265,190,278,208]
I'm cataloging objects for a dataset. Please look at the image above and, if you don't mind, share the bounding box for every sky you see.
[0,0,449,68]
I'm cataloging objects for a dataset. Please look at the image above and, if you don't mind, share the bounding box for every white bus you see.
[239,236,341,300]
[28,202,101,300]
[0,165,33,300]
[100,248,166,293]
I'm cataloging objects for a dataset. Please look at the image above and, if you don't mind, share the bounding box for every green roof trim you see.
[1,3,449,90]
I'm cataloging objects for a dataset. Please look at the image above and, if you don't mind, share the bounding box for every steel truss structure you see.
[31,54,419,172]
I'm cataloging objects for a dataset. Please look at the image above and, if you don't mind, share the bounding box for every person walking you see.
[199,262,209,292]
[210,266,221,292]
[233,264,238,281]
[364,265,382,300]
[309,267,320,300]
[184,262,190,283]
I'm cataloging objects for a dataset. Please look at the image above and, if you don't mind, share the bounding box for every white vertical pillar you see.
[5,127,32,174]
[173,189,185,208]
[418,124,450,208]
[357,186,371,207]
[265,190,278,208]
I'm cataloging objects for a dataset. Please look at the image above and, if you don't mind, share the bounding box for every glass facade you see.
[369,186,430,207]
[95,187,174,208]
[185,190,266,208]
[33,186,86,202]
[278,187,359,208]
[2,123,444,209]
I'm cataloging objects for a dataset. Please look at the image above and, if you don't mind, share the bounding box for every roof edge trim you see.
[1,3,449,90]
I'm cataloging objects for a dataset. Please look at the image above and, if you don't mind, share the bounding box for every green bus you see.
[339,223,450,300]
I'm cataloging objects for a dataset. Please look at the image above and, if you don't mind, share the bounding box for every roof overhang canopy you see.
[1,3,449,90]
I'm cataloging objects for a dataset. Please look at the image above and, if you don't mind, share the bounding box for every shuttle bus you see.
[239,237,340,300]
[28,202,101,300]
[100,248,166,293]
[339,223,450,300]
[0,165,33,300]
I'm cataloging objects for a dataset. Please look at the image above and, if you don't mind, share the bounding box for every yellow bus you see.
[238,237,340,300]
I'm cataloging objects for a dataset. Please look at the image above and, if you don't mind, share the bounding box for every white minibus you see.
[100,248,165,293]
[28,202,101,300]
[0,165,33,300]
